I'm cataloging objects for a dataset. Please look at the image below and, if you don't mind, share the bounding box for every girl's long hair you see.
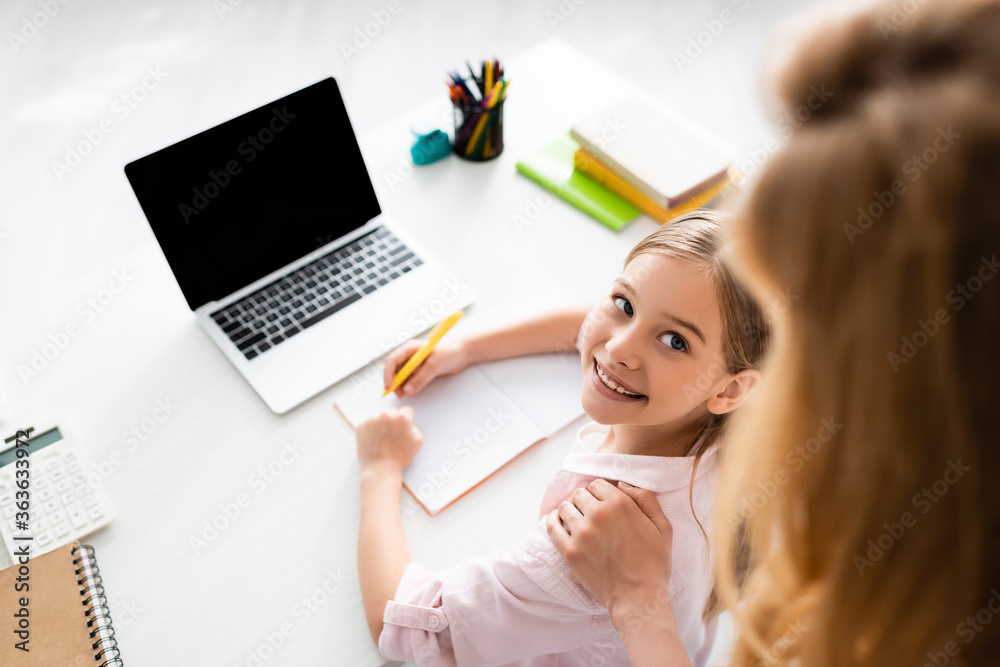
[715,0,1000,665]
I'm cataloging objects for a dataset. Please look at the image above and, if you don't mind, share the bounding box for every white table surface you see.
[1,37,740,666]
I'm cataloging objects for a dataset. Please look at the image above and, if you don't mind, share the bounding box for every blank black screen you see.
[124,77,381,310]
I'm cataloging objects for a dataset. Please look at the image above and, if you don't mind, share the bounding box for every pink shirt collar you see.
[559,421,719,493]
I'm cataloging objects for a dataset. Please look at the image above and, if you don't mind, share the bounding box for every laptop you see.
[124,77,475,414]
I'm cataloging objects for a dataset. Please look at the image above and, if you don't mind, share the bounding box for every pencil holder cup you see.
[452,97,504,161]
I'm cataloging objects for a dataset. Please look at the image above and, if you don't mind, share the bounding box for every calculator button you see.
[38,488,53,502]
[48,510,65,525]
[53,523,70,538]
[61,493,75,506]
[50,469,65,482]
[77,485,94,497]
[55,480,70,493]
[68,504,86,529]
[88,507,105,521]
[34,477,49,489]
[46,458,60,471]
[71,474,86,485]
[62,451,77,462]
[83,496,99,509]
[0,494,12,506]
[0,482,10,494]
[36,532,52,546]
[43,501,58,514]
[3,506,15,518]
[31,518,47,531]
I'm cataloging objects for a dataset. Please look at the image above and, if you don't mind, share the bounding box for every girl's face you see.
[579,252,729,427]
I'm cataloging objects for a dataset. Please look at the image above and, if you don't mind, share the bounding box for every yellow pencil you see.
[465,113,490,155]
[383,310,464,396]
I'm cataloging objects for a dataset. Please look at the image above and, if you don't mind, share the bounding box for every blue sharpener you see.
[410,127,451,165]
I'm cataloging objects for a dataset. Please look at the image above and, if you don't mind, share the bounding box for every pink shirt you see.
[378,421,722,667]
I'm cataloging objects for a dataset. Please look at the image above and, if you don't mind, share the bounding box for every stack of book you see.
[516,96,736,231]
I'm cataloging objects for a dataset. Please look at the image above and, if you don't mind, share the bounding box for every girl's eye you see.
[613,294,689,352]
[660,332,688,352]
[612,295,633,317]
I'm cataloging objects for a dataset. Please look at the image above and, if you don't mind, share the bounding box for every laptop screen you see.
[124,77,381,311]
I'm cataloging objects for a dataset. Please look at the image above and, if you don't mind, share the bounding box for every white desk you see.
[1,38,737,666]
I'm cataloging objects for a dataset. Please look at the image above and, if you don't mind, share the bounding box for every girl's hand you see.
[383,337,472,398]
[356,405,423,475]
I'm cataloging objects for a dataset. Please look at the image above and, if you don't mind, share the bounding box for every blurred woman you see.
[547,0,1000,665]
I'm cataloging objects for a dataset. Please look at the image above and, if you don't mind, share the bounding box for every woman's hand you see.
[356,405,423,475]
[546,479,676,633]
[383,337,472,398]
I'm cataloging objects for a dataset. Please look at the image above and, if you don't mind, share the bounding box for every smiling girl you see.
[355,211,771,666]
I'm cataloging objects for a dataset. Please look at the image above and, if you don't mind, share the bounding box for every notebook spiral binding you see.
[72,544,124,667]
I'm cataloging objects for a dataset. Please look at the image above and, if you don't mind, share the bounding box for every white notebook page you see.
[332,285,586,514]
[333,354,583,514]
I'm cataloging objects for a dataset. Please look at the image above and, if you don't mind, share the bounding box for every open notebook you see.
[332,286,587,515]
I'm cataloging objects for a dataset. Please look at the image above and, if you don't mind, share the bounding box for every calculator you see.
[0,425,117,561]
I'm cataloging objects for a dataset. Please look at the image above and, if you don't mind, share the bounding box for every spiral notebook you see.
[0,541,122,666]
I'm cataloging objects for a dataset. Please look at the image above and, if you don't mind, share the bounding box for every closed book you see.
[515,133,641,232]
[574,149,735,224]
[0,541,123,666]
[569,96,731,208]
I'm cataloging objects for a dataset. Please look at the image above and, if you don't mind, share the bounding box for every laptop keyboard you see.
[210,226,424,360]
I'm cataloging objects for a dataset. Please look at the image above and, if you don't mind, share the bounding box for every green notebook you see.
[515,133,641,231]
